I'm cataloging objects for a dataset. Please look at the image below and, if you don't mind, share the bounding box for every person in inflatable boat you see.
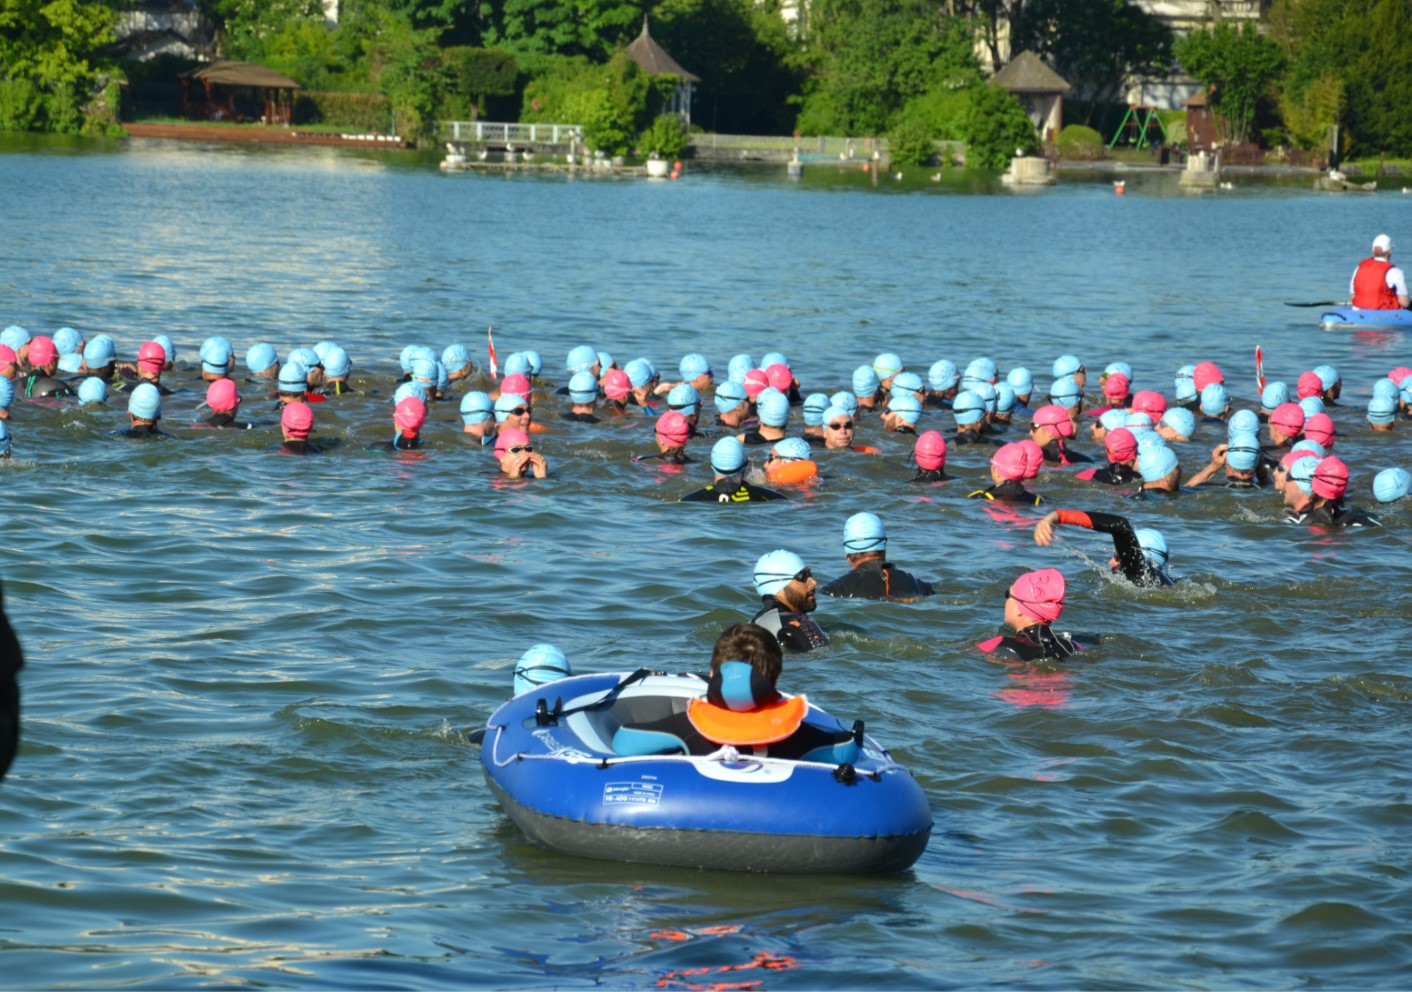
[610,623,857,761]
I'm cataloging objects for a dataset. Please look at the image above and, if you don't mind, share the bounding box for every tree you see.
[363,7,449,141]
[1175,20,1284,146]
[1011,0,1173,126]
[964,83,1036,169]
[0,0,118,132]
[479,0,641,61]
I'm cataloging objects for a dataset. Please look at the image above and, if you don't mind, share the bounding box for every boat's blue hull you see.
[478,671,933,873]
[1319,306,1412,329]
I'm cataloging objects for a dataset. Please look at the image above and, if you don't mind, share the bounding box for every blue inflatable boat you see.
[1319,306,1412,330]
[477,670,933,873]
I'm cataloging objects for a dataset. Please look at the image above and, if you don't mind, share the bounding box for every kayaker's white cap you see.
[1373,233,1394,255]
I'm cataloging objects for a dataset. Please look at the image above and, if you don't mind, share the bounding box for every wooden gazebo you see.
[179,61,299,125]
[625,16,699,127]
[991,51,1070,145]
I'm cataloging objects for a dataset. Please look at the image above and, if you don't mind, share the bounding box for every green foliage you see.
[443,46,517,118]
[363,7,448,142]
[295,90,394,130]
[262,17,346,89]
[1012,0,1174,126]
[638,113,687,158]
[886,109,937,166]
[898,85,975,142]
[1279,70,1344,151]
[521,52,649,156]
[964,83,1036,170]
[199,0,326,61]
[481,0,642,61]
[0,0,118,132]
[1056,123,1103,148]
[0,78,40,131]
[1175,20,1284,145]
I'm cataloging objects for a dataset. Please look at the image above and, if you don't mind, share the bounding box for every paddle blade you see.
[1283,300,1341,307]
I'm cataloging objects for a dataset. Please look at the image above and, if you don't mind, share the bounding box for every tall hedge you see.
[295,91,393,131]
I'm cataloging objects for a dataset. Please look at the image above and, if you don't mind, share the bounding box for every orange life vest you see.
[686,694,808,746]
[1352,257,1399,309]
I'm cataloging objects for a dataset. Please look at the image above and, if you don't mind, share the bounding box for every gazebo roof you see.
[991,51,1069,93]
[625,17,699,83]
[181,60,299,90]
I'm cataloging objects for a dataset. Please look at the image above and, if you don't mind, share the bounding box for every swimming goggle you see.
[506,445,534,454]
[827,420,854,430]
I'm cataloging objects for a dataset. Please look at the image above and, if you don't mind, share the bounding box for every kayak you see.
[1319,306,1412,330]
[476,669,933,873]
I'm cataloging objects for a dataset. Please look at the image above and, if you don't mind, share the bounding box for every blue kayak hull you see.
[1319,306,1412,329]
[478,671,933,873]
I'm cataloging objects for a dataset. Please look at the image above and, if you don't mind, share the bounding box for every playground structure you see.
[1107,105,1169,151]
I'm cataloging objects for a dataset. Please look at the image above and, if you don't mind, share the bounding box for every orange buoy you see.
[766,459,818,485]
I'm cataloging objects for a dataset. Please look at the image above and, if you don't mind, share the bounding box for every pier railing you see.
[440,121,583,144]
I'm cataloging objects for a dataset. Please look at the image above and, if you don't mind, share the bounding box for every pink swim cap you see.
[1311,455,1348,499]
[1102,373,1129,400]
[1304,412,1335,447]
[0,344,14,367]
[1105,426,1138,462]
[764,362,792,392]
[602,369,631,401]
[1131,390,1167,419]
[1193,361,1224,392]
[394,396,427,435]
[1270,402,1306,439]
[137,341,166,373]
[1032,404,1075,439]
[27,335,56,367]
[1009,568,1066,623]
[655,409,690,445]
[1017,439,1044,478]
[1389,365,1412,386]
[913,430,946,471]
[1296,370,1323,400]
[494,427,530,456]
[991,441,1029,481]
[281,401,313,438]
[206,377,239,412]
[501,373,531,397]
[743,367,770,400]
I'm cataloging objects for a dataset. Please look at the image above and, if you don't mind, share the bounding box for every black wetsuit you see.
[680,478,787,503]
[204,412,255,429]
[1083,462,1139,485]
[320,381,358,396]
[22,372,74,399]
[981,624,1079,662]
[910,468,949,483]
[819,558,933,601]
[368,433,422,451]
[1130,487,1179,502]
[1286,500,1381,527]
[0,578,22,784]
[804,433,828,448]
[635,450,691,465]
[1041,439,1092,465]
[1053,510,1171,587]
[751,597,828,652]
[563,411,601,423]
[968,480,1042,505]
[111,378,174,396]
[890,424,917,436]
[739,430,783,446]
[278,439,321,455]
[110,425,174,439]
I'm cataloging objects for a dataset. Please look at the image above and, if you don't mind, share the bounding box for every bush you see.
[295,91,393,131]
[1056,124,1103,148]
[521,53,653,158]
[638,114,687,159]
[899,86,974,141]
[887,110,937,166]
[964,84,1037,170]
[443,47,517,119]
[0,79,41,131]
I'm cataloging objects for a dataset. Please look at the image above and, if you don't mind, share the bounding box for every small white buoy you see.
[929,173,941,182]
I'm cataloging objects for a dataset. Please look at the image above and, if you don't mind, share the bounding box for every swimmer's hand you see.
[1034,510,1060,546]
[1209,443,1228,466]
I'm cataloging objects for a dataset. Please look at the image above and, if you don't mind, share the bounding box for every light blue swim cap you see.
[1401,374,1412,404]
[322,346,351,378]
[84,336,116,367]
[568,371,600,404]
[679,352,710,380]
[890,392,923,425]
[963,357,997,387]
[666,382,699,415]
[1099,408,1129,432]
[1313,364,1339,389]
[1007,366,1033,395]
[972,380,998,414]
[892,371,924,395]
[1199,383,1228,416]
[494,392,528,423]
[0,418,9,456]
[952,390,985,425]
[1135,528,1169,572]
[152,335,175,363]
[504,351,530,376]
[1291,439,1326,458]
[513,644,571,698]
[287,347,319,372]
[754,549,806,597]
[442,343,471,374]
[1,326,29,350]
[1226,431,1261,471]
[843,511,887,553]
[1105,361,1133,383]
[1161,407,1196,439]
[1227,409,1259,437]
[802,392,830,426]
[756,388,790,427]
[872,353,903,378]
[1126,411,1154,430]
[1136,431,1166,457]
[523,350,543,376]
[852,364,880,398]
[57,352,83,374]
[1050,375,1082,408]
[566,345,597,374]
[1298,396,1325,418]
[308,340,334,363]
[1137,442,1178,482]
[995,383,1017,413]
[711,436,747,474]
[1371,377,1400,402]
[1368,395,1397,424]
[830,391,858,417]
[821,404,849,428]
[435,360,449,392]
[278,361,307,391]
[246,343,278,374]
[1174,365,1197,402]
[0,376,13,410]
[760,351,788,370]
[77,376,107,405]
[128,382,161,420]
[596,350,614,372]
[625,358,653,388]
[713,380,748,413]
[52,326,82,355]
[460,391,494,423]
[399,344,420,372]
[1260,381,1289,412]
[409,357,436,384]
[394,381,427,405]
[929,360,959,392]
[1373,466,1411,503]
[1053,354,1081,378]
[200,337,232,374]
[1289,453,1319,494]
[727,354,754,384]
[772,437,812,461]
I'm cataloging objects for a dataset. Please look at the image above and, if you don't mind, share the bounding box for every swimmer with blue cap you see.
[818,512,933,602]
[677,352,713,393]
[460,391,497,444]
[1035,508,1173,587]
[563,371,602,423]
[320,345,356,395]
[1185,432,1264,490]
[667,383,705,434]
[713,379,751,430]
[801,392,830,444]
[1133,441,1181,500]
[113,382,174,439]
[442,343,474,383]
[739,387,789,445]
[1373,467,1411,504]
[926,360,960,409]
[852,365,881,410]
[513,644,572,698]
[749,549,827,652]
[680,436,786,503]
[883,392,922,434]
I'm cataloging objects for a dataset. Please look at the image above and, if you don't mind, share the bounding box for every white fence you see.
[440,121,583,144]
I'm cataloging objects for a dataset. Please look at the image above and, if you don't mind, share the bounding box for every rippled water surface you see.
[1,134,1410,989]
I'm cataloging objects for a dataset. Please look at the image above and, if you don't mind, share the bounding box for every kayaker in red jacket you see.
[1349,234,1409,309]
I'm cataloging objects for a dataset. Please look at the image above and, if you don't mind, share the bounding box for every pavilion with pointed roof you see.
[991,51,1070,144]
[625,16,699,127]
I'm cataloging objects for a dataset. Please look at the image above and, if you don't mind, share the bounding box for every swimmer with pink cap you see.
[1029,404,1093,466]
[634,410,692,465]
[976,568,1079,662]
[968,441,1042,505]
[203,378,252,429]
[910,430,948,482]
[494,427,547,479]
[1284,454,1379,527]
[279,401,318,454]
[1074,427,1140,485]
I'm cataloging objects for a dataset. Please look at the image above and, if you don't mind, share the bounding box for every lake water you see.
[1,134,1410,989]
